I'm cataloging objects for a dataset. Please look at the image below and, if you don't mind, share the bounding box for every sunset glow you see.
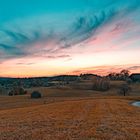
[0,0,140,77]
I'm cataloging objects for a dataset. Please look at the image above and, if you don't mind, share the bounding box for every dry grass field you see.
[0,81,140,140]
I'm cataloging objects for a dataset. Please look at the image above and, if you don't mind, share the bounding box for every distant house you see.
[129,73,140,82]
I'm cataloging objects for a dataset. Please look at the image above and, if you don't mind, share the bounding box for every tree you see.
[108,72,117,80]
[120,70,130,80]
[93,77,110,91]
[108,69,130,81]
[119,84,131,96]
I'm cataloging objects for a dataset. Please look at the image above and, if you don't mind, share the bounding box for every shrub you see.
[8,91,14,96]
[31,91,42,99]
[24,90,28,94]
[19,87,27,95]
[93,77,110,91]
[8,87,27,96]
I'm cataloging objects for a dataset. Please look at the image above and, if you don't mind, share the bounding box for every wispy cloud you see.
[0,0,140,78]
[128,66,140,71]
[0,0,139,62]
[71,64,140,76]
[16,62,35,65]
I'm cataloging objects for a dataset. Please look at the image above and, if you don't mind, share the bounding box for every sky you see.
[0,0,140,77]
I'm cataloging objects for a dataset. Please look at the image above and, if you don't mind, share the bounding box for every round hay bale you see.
[31,91,42,99]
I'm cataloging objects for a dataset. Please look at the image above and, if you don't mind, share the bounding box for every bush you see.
[8,91,14,96]
[119,84,131,96]
[31,91,42,99]
[19,87,27,95]
[93,77,110,91]
[8,87,27,96]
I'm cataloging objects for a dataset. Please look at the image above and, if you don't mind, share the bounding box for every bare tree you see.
[119,84,131,96]
[120,70,130,80]
[93,77,110,91]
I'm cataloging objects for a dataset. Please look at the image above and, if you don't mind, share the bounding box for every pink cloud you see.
[71,64,140,76]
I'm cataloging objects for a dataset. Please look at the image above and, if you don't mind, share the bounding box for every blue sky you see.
[0,0,140,77]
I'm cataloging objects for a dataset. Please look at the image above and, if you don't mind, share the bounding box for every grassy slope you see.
[0,96,140,140]
[0,81,140,140]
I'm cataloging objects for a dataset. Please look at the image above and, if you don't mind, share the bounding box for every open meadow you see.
[0,0,140,139]
[0,81,140,140]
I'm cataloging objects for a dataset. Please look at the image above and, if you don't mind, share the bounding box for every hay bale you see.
[31,91,42,99]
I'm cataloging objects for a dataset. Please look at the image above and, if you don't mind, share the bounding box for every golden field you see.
[0,81,140,140]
